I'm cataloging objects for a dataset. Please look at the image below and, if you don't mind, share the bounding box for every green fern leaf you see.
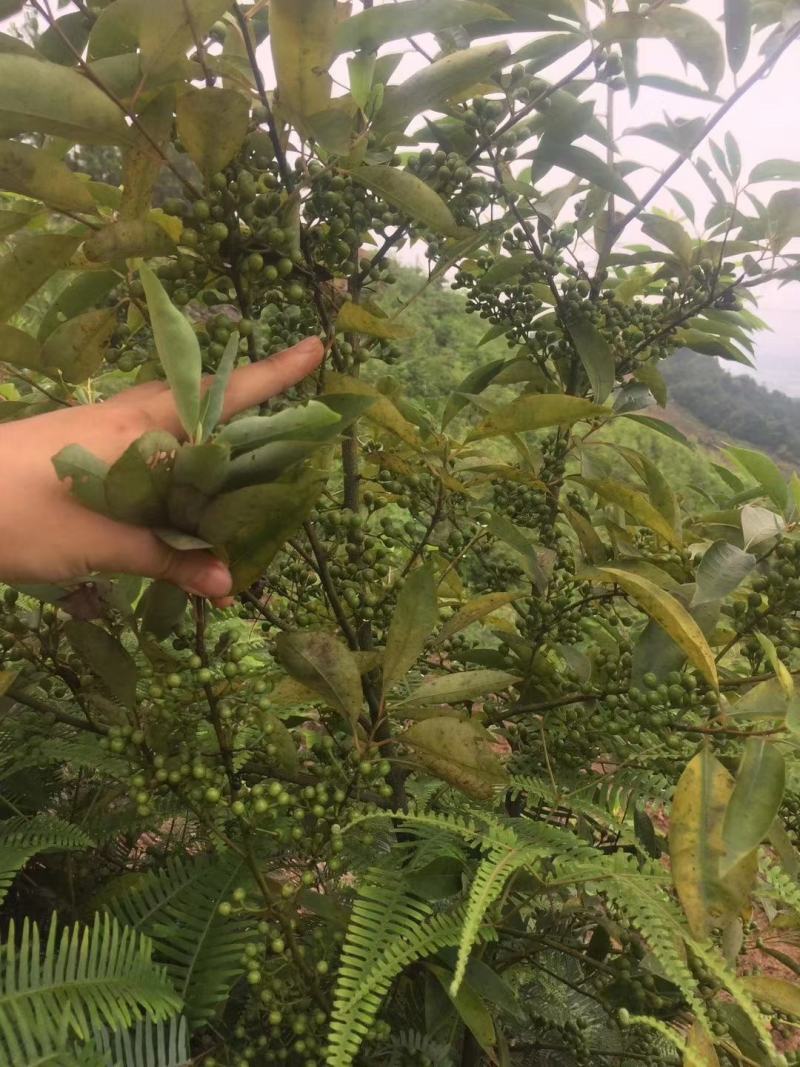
[0,913,181,1067]
[0,814,93,905]
[91,1013,190,1067]
[108,853,251,1028]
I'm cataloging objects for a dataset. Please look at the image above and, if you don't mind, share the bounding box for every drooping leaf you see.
[691,541,756,607]
[41,308,117,384]
[336,0,509,53]
[275,631,364,724]
[724,445,787,510]
[0,233,81,323]
[198,461,328,590]
[567,319,616,403]
[683,1021,720,1067]
[670,748,756,939]
[591,566,718,687]
[441,359,507,429]
[724,0,751,73]
[0,140,96,214]
[176,87,250,178]
[270,0,336,128]
[120,88,175,220]
[404,718,508,800]
[52,444,110,514]
[749,158,800,183]
[65,621,138,709]
[549,145,637,203]
[741,504,785,549]
[739,977,800,1019]
[489,515,554,593]
[37,269,119,342]
[0,324,42,372]
[468,394,604,440]
[375,43,511,134]
[721,739,785,875]
[84,219,176,262]
[350,166,463,238]
[383,562,438,695]
[140,263,202,439]
[0,54,131,144]
[397,670,520,707]
[104,430,178,526]
[767,188,800,252]
[337,300,413,339]
[139,581,189,640]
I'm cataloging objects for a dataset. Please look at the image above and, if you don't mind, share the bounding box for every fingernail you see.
[186,560,232,599]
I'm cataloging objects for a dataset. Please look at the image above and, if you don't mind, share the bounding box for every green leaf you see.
[38,270,119,342]
[225,438,333,489]
[568,319,615,403]
[218,402,343,453]
[350,166,463,238]
[429,963,496,1052]
[438,592,521,642]
[670,748,756,939]
[104,430,178,526]
[0,204,41,236]
[684,1021,721,1067]
[275,631,363,723]
[489,514,554,592]
[0,324,42,372]
[549,145,637,203]
[375,42,511,134]
[591,566,718,687]
[512,32,582,72]
[721,739,785,875]
[622,413,692,448]
[650,7,725,93]
[65,621,138,709]
[140,263,202,439]
[397,669,520,706]
[442,358,507,429]
[741,503,785,549]
[41,308,117,384]
[154,528,213,551]
[749,158,800,183]
[0,140,96,215]
[383,562,438,694]
[642,214,694,265]
[724,0,751,73]
[0,233,81,323]
[692,541,756,607]
[0,54,131,144]
[767,188,800,251]
[637,74,721,101]
[724,445,787,510]
[334,0,510,54]
[582,478,682,549]
[176,87,250,178]
[403,717,508,800]
[139,581,189,640]
[336,300,413,339]
[468,394,604,440]
[201,331,239,442]
[270,0,336,128]
[198,462,328,591]
[52,444,110,514]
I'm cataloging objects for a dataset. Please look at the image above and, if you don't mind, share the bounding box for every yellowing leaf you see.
[325,372,422,451]
[350,166,463,239]
[670,748,756,939]
[438,592,521,642]
[740,976,800,1019]
[396,669,520,707]
[383,562,438,695]
[469,394,604,440]
[275,631,363,724]
[591,566,717,687]
[0,54,131,144]
[65,621,138,710]
[568,318,616,403]
[0,141,95,214]
[403,717,508,800]
[0,233,82,324]
[336,300,413,340]
[84,219,176,263]
[683,1021,720,1067]
[582,478,682,549]
[334,0,510,54]
[721,739,785,875]
[41,308,117,384]
[176,87,250,178]
[0,324,42,372]
[270,0,336,128]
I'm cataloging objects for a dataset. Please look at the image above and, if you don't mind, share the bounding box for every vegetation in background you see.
[2,3,800,1067]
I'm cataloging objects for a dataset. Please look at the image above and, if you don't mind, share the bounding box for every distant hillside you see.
[383,266,800,467]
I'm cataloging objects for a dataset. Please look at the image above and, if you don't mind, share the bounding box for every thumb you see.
[92,524,233,598]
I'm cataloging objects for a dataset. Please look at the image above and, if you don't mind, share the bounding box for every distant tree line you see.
[662,350,800,463]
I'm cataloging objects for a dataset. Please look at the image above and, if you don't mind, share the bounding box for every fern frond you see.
[91,1013,190,1067]
[108,852,251,1028]
[0,814,93,905]
[327,870,466,1067]
[385,1028,456,1067]
[0,913,181,1067]
[763,862,800,915]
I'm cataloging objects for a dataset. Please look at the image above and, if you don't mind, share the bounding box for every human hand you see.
[0,337,324,601]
